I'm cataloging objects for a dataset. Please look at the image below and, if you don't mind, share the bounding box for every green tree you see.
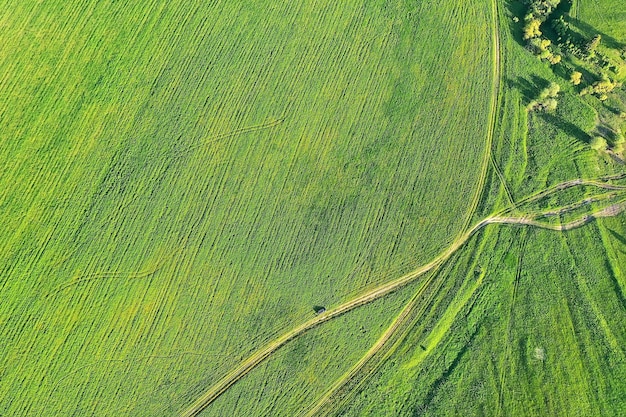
[570,71,582,85]
[524,19,542,40]
[586,35,601,54]
[590,136,607,150]
[543,98,558,111]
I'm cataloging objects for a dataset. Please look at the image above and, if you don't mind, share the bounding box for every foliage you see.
[524,18,542,40]
[528,82,561,111]
[590,135,608,150]
[570,70,582,85]
[580,75,623,100]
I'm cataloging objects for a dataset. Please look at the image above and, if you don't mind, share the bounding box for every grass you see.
[322,1,626,416]
[577,0,626,44]
[0,0,495,415]
[1,0,625,416]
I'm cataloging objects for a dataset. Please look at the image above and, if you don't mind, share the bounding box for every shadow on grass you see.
[607,228,626,245]
[568,18,625,50]
[508,77,537,102]
[604,260,626,311]
[507,76,553,103]
[540,112,591,144]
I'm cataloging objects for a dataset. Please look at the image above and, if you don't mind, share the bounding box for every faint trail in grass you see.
[178,179,626,417]
[499,174,626,216]
[459,0,503,233]
[173,116,286,159]
[571,0,579,18]
[560,227,625,357]
[46,248,182,298]
[496,227,528,417]
[491,153,515,206]
[538,192,619,218]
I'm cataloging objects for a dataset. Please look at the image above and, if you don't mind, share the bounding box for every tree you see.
[570,71,582,85]
[524,19,542,40]
[528,82,560,112]
[548,54,562,65]
[543,98,558,111]
[590,136,607,150]
[586,35,601,55]
[582,75,622,99]
[539,82,560,99]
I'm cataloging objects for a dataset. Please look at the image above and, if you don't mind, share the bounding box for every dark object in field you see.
[313,306,326,314]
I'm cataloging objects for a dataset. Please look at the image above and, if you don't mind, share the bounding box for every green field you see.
[576,0,626,43]
[1,0,625,416]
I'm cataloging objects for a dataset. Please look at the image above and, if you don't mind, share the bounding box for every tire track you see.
[45,248,182,298]
[459,0,503,233]
[178,187,626,417]
[496,227,528,417]
[491,153,515,206]
[173,116,286,159]
[301,266,446,417]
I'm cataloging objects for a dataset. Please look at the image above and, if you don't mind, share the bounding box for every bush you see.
[539,82,560,99]
[543,98,558,111]
[590,136,608,150]
[570,71,582,85]
[524,19,542,40]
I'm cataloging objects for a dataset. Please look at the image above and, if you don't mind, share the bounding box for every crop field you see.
[0,0,497,415]
[1,0,625,416]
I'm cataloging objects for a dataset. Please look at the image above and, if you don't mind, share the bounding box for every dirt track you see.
[179,185,626,417]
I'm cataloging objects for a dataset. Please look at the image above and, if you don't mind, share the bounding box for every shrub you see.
[524,19,542,40]
[590,136,608,150]
[570,71,582,85]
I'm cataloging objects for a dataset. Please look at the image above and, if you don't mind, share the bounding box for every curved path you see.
[181,3,505,413]
[178,0,626,407]
[459,0,503,234]
[179,182,626,416]
[305,2,508,411]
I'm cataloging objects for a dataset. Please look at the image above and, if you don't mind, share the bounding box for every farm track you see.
[459,0,503,234]
[305,1,507,412]
[499,174,626,216]
[301,266,446,417]
[179,178,626,417]
[177,1,626,412]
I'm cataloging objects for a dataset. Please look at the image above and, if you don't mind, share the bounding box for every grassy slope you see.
[334,1,626,416]
[0,0,494,415]
[577,0,626,43]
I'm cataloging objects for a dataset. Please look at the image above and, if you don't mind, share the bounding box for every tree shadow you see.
[607,228,626,246]
[530,74,552,90]
[508,76,539,102]
[540,112,591,144]
[508,75,554,103]
[312,305,326,314]
[503,0,529,47]
[568,18,625,50]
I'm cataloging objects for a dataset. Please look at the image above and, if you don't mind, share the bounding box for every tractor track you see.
[304,1,507,413]
[179,183,626,417]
